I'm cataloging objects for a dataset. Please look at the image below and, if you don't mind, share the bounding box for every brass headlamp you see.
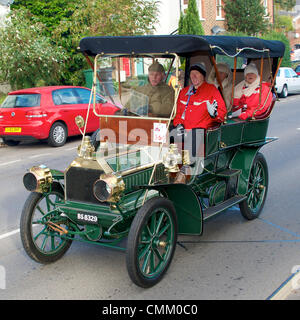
[93,173,125,203]
[23,165,53,193]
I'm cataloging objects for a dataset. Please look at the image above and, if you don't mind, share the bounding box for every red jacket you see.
[173,82,227,129]
[233,82,273,120]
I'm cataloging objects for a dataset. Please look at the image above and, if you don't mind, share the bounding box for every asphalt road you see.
[0,96,300,301]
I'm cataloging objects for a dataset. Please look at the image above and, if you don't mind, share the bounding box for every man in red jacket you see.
[172,63,227,183]
[173,63,227,129]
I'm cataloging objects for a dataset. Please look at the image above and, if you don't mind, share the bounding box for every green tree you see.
[224,0,270,36]
[262,31,291,67]
[0,10,65,89]
[274,14,294,32]
[10,0,159,86]
[274,0,296,11]
[178,0,204,35]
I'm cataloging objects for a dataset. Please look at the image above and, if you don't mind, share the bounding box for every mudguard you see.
[139,184,203,235]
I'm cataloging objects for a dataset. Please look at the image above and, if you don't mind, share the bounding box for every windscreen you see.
[90,56,178,119]
[1,94,41,108]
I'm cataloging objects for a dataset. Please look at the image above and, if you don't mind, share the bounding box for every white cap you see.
[244,63,258,76]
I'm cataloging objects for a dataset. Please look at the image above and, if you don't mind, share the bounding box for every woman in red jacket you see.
[232,63,273,120]
[172,63,227,183]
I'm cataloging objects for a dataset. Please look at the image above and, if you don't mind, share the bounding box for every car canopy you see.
[79,35,285,59]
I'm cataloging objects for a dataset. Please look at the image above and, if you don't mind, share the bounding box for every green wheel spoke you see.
[36,205,46,216]
[141,250,152,274]
[33,226,47,241]
[155,212,165,235]
[157,222,171,238]
[41,234,49,251]
[150,250,156,273]
[138,243,151,261]
[153,248,164,262]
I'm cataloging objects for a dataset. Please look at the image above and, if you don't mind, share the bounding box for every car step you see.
[214,168,241,178]
[203,195,247,220]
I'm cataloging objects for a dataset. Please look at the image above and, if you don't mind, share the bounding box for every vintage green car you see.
[20,35,285,288]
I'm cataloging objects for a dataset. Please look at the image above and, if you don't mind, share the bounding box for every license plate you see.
[5,127,22,133]
[77,212,98,224]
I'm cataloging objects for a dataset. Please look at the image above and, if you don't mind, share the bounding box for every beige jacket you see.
[207,63,233,111]
[135,82,175,117]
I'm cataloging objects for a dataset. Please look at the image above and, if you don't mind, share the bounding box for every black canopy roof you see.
[79,35,285,59]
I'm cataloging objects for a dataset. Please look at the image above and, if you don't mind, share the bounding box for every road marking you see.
[29,153,52,159]
[66,147,77,151]
[0,228,20,240]
[0,159,22,167]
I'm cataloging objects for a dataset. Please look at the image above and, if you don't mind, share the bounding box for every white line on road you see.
[0,159,22,167]
[66,147,77,151]
[28,153,52,159]
[0,228,20,240]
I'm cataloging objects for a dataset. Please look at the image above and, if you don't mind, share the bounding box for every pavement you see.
[268,270,300,300]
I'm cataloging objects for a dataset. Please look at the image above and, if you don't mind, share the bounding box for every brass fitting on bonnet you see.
[162,144,182,173]
[77,136,95,160]
[23,165,53,193]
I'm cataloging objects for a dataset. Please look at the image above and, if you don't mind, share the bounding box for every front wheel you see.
[20,182,73,264]
[126,197,178,288]
[239,152,268,220]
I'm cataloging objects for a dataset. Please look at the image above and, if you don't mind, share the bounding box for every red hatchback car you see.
[0,86,120,147]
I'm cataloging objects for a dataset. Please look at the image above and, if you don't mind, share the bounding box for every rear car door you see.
[72,88,98,132]
[52,88,84,135]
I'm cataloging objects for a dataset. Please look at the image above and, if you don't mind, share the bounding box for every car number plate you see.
[5,127,22,133]
[77,212,98,224]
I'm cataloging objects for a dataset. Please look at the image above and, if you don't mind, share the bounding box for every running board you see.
[203,195,247,220]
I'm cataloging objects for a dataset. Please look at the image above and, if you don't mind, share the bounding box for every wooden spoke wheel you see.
[126,197,178,288]
[239,153,268,220]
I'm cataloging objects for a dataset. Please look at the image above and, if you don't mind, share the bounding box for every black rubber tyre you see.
[280,85,288,98]
[2,138,20,146]
[20,182,72,264]
[47,122,67,147]
[239,152,268,220]
[126,197,177,288]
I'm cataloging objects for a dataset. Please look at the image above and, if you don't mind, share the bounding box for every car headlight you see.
[23,165,53,193]
[93,173,125,203]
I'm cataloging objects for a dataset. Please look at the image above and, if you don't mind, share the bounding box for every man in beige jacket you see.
[135,62,175,117]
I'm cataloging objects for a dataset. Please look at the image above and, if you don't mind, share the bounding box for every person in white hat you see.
[232,63,273,120]
[208,62,233,111]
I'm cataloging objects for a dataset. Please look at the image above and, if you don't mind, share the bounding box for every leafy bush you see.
[0,10,66,89]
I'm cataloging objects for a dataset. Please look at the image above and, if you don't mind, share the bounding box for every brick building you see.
[155,0,274,35]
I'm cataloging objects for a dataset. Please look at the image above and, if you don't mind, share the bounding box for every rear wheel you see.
[280,85,288,98]
[47,122,67,147]
[126,197,177,288]
[239,153,268,220]
[20,182,73,264]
